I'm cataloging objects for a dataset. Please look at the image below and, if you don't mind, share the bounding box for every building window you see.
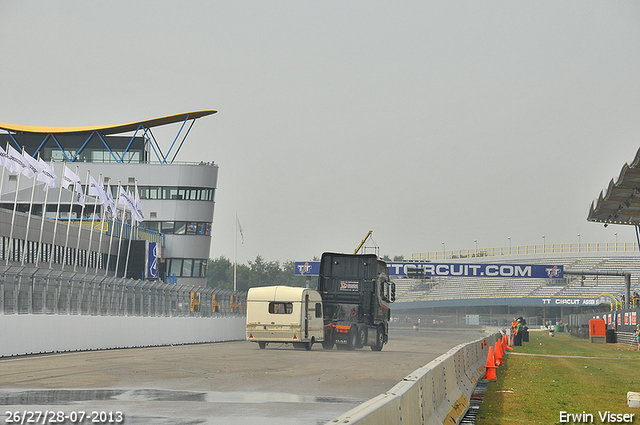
[174,222,186,235]
[182,259,193,277]
[169,259,181,276]
[136,186,214,202]
[165,258,207,278]
[140,221,211,236]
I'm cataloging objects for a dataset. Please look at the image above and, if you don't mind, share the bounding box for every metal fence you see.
[0,266,246,317]
[411,242,639,261]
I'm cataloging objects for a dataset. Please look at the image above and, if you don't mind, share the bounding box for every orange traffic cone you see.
[503,333,513,351]
[494,341,503,366]
[484,345,497,380]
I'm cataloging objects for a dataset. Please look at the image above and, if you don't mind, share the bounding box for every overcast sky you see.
[1,2,639,264]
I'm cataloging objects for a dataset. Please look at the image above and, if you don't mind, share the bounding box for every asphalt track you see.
[0,324,486,425]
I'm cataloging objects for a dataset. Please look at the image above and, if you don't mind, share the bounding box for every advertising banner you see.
[294,261,320,276]
[148,242,159,279]
[296,261,563,279]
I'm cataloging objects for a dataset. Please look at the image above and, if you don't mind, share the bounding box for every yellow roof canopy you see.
[0,110,217,135]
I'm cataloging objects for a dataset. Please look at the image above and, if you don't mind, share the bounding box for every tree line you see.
[206,254,405,291]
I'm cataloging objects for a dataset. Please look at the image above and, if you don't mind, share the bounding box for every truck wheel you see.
[371,326,384,351]
[355,326,366,349]
[347,329,357,350]
[258,342,267,350]
[322,339,334,350]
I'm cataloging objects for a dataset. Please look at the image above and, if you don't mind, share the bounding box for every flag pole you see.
[73,170,90,271]
[85,173,101,273]
[20,150,39,266]
[123,184,136,280]
[35,158,54,268]
[234,212,237,292]
[0,143,8,264]
[49,163,66,269]
[6,163,22,266]
[94,177,108,275]
[61,165,79,271]
[114,182,126,278]
[105,180,117,276]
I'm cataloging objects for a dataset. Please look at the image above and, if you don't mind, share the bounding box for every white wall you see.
[0,314,246,357]
[328,332,501,425]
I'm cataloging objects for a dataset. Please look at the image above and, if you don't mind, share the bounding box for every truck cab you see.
[317,252,395,351]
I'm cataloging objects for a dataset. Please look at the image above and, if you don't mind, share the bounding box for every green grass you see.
[476,331,640,424]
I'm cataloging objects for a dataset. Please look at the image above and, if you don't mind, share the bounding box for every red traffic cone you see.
[503,333,513,351]
[484,345,497,380]
[494,341,503,366]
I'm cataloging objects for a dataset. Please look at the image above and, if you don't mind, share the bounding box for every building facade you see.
[0,111,217,287]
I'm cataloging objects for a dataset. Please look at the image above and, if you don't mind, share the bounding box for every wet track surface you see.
[0,325,486,424]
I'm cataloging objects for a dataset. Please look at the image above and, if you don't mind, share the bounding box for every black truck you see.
[317,252,395,351]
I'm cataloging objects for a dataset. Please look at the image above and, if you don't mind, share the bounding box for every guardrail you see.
[0,267,248,356]
[326,332,500,425]
[411,242,638,261]
[0,266,246,317]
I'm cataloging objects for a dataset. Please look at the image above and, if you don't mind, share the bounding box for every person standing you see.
[635,325,640,351]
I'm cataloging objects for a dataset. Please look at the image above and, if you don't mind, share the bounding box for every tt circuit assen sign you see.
[388,263,563,279]
[295,261,563,279]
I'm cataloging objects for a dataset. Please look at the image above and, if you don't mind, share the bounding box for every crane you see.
[354,230,377,255]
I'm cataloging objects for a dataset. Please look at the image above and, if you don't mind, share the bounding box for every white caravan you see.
[246,286,324,350]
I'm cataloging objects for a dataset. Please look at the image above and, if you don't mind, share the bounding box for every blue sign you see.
[294,261,320,276]
[387,262,563,279]
[148,242,159,279]
[295,261,563,279]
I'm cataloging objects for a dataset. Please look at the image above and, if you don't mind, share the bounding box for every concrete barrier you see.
[0,314,246,357]
[326,332,500,425]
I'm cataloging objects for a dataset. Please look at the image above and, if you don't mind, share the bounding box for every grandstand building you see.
[391,246,639,327]
[0,111,217,286]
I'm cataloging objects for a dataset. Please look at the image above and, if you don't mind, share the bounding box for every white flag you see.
[134,186,145,223]
[0,145,11,170]
[105,183,116,217]
[20,150,43,180]
[74,182,85,207]
[118,185,137,214]
[237,216,244,244]
[63,165,81,187]
[37,158,57,189]
[88,175,110,212]
[6,145,28,175]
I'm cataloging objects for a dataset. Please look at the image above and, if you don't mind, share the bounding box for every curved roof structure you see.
[588,147,640,226]
[0,110,216,135]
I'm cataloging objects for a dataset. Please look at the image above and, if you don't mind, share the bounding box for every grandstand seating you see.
[393,252,640,303]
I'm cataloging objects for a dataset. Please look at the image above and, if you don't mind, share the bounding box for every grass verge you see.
[476,330,640,424]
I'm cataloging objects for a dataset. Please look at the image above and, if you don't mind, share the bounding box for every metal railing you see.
[411,242,639,262]
[0,266,246,317]
[67,218,164,246]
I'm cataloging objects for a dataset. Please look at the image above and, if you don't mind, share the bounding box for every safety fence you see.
[327,332,501,425]
[0,266,246,317]
[411,242,638,261]
[0,225,162,272]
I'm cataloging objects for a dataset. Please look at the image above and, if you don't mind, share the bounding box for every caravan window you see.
[315,303,322,318]
[269,302,293,314]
